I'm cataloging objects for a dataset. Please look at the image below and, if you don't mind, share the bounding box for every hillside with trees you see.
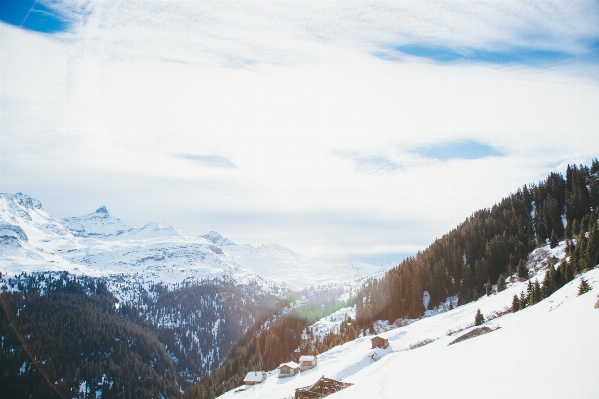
[0,273,281,398]
[354,160,599,328]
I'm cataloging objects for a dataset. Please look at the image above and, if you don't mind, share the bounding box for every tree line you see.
[354,160,598,330]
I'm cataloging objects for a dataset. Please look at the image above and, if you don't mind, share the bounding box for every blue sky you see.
[0,0,69,33]
[1,1,599,264]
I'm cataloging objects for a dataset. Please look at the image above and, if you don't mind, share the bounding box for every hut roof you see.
[279,361,299,369]
[243,371,265,383]
[299,355,317,362]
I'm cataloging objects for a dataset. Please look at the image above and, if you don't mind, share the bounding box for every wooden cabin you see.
[299,355,318,371]
[278,361,300,378]
[370,336,389,349]
[243,371,267,385]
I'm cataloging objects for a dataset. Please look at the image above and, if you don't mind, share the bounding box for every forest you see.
[0,273,280,398]
[353,160,598,328]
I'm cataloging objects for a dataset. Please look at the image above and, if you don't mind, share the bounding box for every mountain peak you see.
[201,231,235,246]
[1,192,43,211]
[95,206,108,214]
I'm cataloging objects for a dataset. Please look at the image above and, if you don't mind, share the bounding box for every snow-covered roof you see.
[243,371,265,382]
[299,355,316,362]
[279,361,299,369]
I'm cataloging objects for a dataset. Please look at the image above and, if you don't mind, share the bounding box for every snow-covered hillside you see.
[216,244,599,399]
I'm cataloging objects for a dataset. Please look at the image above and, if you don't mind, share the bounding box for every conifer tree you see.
[572,219,581,237]
[578,277,591,296]
[519,291,527,310]
[542,263,556,298]
[497,274,506,292]
[565,224,572,239]
[472,287,480,302]
[585,224,599,269]
[550,230,559,248]
[530,280,541,305]
[474,309,485,326]
[485,278,492,296]
[512,295,520,313]
[517,259,529,279]
[564,260,574,282]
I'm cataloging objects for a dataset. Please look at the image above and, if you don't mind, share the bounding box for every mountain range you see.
[0,192,390,295]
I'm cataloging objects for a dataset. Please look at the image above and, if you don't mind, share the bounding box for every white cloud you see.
[2,1,599,263]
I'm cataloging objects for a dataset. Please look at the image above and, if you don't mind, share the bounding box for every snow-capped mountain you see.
[1,192,391,296]
[0,193,282,301]
[216,243,599,399]
[63,205,185,240]
[201,231,391,290]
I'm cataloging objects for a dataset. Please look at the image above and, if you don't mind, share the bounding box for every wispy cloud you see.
[388,45,579,66]
[176,154,237,169]
[414,141,504,161]
[354,155,400,174]
[336,141,503,173]
[20,1,599,68]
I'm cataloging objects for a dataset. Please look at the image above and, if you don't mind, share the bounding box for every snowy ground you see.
[217,244,599,399]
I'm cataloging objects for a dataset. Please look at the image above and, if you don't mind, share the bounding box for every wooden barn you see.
[278,361,300,378]
[299,355,318,371]
[243,371,267,385]
[370,335,389,349]
[295,375,353,399]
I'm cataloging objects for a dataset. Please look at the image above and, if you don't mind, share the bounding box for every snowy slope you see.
[202,232,391,290]
[216,243,599,399]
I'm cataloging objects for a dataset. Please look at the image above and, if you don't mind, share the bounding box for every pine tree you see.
[517,259,529,279]
[550,230,559,248]
[585,224,599,269]
[578,277,591,296]
[512,295,520,313]
[474,309,485,326]
[472,287,480,302]
[530,280,541,305]
[542,263,556,298]
[519,291,527,310]
[485,278,492,296]
[572,219,581,237]
[565,223,572,239]
[497,274,506,292]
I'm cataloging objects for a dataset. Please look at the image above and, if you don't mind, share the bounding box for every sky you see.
[1,0,599,265]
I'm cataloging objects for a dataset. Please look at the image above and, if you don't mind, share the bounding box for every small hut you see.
[370,336,389,349]
[295,375,353,399]
[278,361,300,378]
[243,371,267,385]
[299,355,318,371]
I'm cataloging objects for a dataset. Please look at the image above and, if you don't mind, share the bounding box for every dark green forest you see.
[1,274,179,399]
[0,273,280,398]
